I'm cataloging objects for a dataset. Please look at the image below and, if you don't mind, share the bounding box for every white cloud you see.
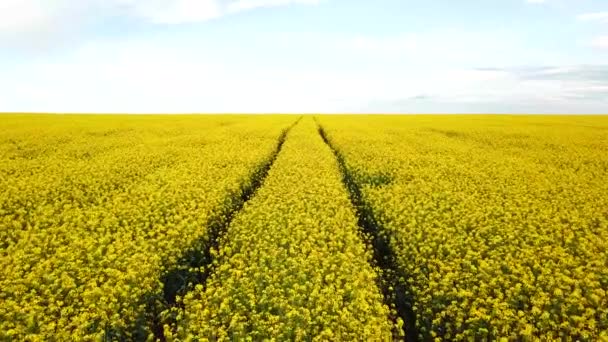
[0,0,47,33]
[0,39,360,113]
[128,0,223,24]
[0,0,88,49]
[227,0,320,12]
[526,0,546,4]
[125,0,321,25]
[343,30,545,67]
[4,36,605,114]
[0,0,322,36]
[577,12,608,23]
[348,35,418,53]
[590,36,608,49]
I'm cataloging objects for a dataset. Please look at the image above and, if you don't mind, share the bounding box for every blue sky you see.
[0,0,607,113]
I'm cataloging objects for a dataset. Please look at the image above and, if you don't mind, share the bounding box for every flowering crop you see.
[170,118,396,341]
[0,115,295,340]
[318,115,608,340]
[3,114,606,341]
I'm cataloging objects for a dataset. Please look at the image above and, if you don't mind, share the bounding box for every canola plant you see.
[0,115,294,340]
[169,118,396,341]
[1,114,607,341]
[318,115,608,341]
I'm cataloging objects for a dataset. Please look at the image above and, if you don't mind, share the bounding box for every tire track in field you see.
[139,117,302,342]
[316,120,419,342]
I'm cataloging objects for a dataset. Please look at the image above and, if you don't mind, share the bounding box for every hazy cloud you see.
[363,65,608,114]
[507,65,608,82]
[1,1,606,114]
[590,36,608,49]
[466,65,608,108]
[577,12,608,23]
[345,30,527,67]
[0,0,322,45]
[129,0,321,25]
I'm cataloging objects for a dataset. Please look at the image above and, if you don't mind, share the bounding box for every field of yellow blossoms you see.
[1,114,607,341]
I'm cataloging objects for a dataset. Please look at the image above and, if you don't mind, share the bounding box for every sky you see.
[0,0,607,114]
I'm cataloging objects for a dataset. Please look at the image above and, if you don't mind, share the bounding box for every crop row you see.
[318,115,608,341]
[0,115,295,340]
[167,118,398,341]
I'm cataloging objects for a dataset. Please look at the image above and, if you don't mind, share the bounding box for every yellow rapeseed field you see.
[318,115,608,341]
[0,115,295,340]
[1,114,607,341]
[169,118,396,341]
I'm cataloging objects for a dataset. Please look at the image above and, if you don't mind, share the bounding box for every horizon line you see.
[1,112,607,116]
